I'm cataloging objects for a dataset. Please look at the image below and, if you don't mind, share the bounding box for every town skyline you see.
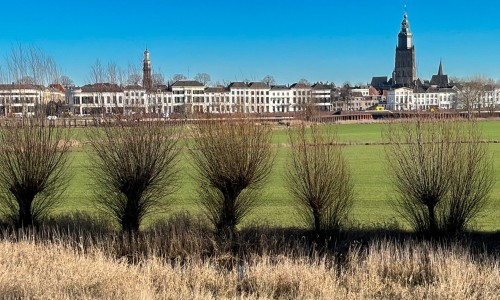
[1,0,499,86]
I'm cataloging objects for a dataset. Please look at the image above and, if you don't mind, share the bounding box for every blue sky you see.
[1,0,499,86]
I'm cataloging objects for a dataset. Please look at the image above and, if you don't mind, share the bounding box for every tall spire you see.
[438,60,443,76]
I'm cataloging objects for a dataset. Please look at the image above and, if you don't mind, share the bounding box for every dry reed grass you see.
[0,231,498,299]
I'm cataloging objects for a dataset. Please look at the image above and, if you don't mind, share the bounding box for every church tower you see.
[143,49,152,91]
[393,11,416,87]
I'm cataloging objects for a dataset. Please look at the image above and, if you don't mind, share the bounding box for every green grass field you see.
[59,121,500,231]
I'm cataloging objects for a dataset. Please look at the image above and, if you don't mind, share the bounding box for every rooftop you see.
[171,80,204,87]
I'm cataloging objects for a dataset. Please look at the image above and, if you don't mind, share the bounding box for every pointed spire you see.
[438,60,443,76]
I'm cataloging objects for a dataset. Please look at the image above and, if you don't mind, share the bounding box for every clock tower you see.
[143,49,152,91]
[393,11,416,87]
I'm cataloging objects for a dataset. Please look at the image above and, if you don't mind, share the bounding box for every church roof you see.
[371,76,389,88]
[430,61,449,88]
[430,75,449,88]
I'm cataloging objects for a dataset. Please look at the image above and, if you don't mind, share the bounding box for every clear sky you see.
[1,0,499,86]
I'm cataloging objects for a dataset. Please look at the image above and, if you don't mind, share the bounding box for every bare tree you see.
[194,72,211,85]
[0,117,71,227]
[59,75,74,88]
[150,70,166,114]
[298,78,311,85]
[89,59,105,85]
[88,60,106,116]
[171,74,187,83]
[455,76,492,118]
[300,91,319,121]
[5,45,61,116]
[117,67,127,87]
[261,75,276,86]
[384,115,493,236]
[87,120,181,232]
[16,76,35,85]
[286,123,354,234]
[0,66,6,84]
[126,63,142,86]
[107,62,119,85]
[342,81,351,88]
[189,119,273,238]
[152,72,165,88]
[43,55,60,86]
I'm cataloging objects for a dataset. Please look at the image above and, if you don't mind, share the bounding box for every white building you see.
[311,83,335,111]
[387,87,414,110]
[386,86,457,111]
[290,83,312,112]
[67,83,123,115]
[170,80,205,114]
[0,84,65,117]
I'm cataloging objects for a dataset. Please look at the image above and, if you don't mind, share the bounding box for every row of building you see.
[1,71,499,117]
[0,11,498,117]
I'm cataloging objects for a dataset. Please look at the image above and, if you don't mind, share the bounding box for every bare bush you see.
[385,117,456,234]
[384,116,493,235]
[0,118,71,227]
[189,119,273,238]
[87,119,180,232]
[441,121,493,235]
[286,123,354,234]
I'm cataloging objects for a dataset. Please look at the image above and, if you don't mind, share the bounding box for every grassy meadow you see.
[60,121,500,231]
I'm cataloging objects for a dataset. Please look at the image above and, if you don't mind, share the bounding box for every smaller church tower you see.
[430,60,449,88]
[393,11,416,87]
[143,49,152,91]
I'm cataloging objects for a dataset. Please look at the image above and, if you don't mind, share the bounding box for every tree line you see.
[0,45,289,89]
[0,115,493,241]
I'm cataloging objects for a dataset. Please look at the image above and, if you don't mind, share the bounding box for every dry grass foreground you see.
[0,239,498,299]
